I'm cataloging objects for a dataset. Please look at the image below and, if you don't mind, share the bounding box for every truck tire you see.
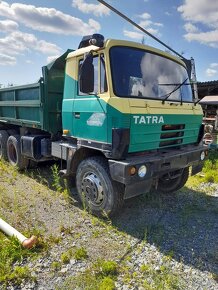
[7,135,29,170]
[76,156,123,216]
[157,167,189,194]
[0,130,9,160]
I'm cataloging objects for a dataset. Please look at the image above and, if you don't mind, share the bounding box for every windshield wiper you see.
[160,78,188,104]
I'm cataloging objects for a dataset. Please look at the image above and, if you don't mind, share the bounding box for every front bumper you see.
[108,145,207,199]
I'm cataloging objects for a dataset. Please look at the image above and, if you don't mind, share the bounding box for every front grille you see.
[159,124,185,147]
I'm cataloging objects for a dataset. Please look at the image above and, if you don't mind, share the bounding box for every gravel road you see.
[0,163,218,290]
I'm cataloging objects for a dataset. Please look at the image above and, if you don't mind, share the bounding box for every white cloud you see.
[184,23,198,33]
[123,30,144,41]
[0,53,16,65]
[47,55,60,64]
[184,30,218,48]
[0,31,61,58]
[178,0,218,28]
[0,19,18,32]
[0,1,101,35]
[165,12,171,16]
[206,68,217,78]
[139,20,152,29]
[178,0,218,47]
[0,1,14,18]
[139,12,151,20]
[205,63,218,78]
[210,63,218,68]
[88,18,101,31]
[124,11,163,41]
[72,0,110,17]
[25,59,34,64]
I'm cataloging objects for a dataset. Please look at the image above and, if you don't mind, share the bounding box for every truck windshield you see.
[110,46,193,102]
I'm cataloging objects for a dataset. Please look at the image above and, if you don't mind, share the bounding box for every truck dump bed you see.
[0,50,72,135]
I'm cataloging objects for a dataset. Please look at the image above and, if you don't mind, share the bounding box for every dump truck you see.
[0,34,207,215]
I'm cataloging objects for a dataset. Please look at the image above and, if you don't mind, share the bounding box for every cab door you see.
[72,54,108,144]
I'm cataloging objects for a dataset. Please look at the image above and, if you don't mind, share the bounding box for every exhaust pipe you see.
[0,218,37,249]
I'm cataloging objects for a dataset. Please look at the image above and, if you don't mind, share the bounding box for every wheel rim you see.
[81,173,104,206]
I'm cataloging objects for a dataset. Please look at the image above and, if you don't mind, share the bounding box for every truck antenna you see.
[97,0,184,59]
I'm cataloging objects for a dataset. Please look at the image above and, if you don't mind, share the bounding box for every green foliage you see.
[57,259,119,290]
[61,249,73,264]
[98,276,116,290]
[3,266,31,285]
[188,150,218,187]
[60,247,88,264]
[140,264,151,273]
[74,247,88,260]
[0,236,36,286]
[51,261,61,271]
[51,164,63,192]
[138,263,182,290]
[97,260,118,277]
[202,151,218,183]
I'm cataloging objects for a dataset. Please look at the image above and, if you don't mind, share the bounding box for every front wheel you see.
[76,156,123,216]
[157,167,189,193]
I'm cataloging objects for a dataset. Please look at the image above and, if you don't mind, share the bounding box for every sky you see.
[0,0,218,86]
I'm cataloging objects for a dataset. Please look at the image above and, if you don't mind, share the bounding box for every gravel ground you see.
[0,163,218,290]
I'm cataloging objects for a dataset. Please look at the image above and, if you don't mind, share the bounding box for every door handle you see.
[74,112,80,119]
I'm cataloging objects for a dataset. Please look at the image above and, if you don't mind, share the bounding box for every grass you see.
[122,260,183,290]
[187,149,218,188]
[57,259,118,290]
[0,236,37,287]
[60,247,88,264]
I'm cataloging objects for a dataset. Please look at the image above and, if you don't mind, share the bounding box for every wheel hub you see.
[81,173,104,206]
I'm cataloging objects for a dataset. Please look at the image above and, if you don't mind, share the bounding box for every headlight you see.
[138,165,147,178]
[200,151,205,161]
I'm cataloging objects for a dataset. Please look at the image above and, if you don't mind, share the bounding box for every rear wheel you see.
[157,167,189,193]
[76,156,123,216]
[0,130,9,160]
[7,135,29,170]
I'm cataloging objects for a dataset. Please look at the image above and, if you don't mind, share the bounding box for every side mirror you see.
[79,52,94,93]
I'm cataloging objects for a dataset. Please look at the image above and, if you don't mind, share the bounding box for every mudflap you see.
[191,162,204,176]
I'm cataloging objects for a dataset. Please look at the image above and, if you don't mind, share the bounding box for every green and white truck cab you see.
[0,34,207,215]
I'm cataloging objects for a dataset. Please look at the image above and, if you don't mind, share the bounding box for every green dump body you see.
[0,50,72,135]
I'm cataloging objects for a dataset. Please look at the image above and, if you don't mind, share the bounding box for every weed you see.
[92,229,100,238]
[140,264,151,273]
[59,225,72,235]
[61,249,73,264]
[57,268,99,290]
[51,164,63,192]
[74,247,88,261]
[152,265,182,290]
[51,261,61,271]
[96,260,118,277]
[98,276,116,290]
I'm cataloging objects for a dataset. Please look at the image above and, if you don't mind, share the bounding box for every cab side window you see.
[78,54,107,95]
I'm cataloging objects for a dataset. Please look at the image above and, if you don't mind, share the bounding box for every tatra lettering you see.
[133,115,164,125]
